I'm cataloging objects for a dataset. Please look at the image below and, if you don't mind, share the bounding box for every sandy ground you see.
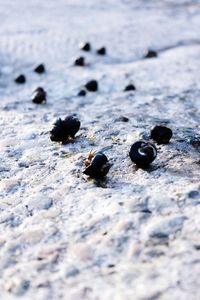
[0,1,200,299]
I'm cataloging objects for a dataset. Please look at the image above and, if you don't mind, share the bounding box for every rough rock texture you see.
[0,1,200,299]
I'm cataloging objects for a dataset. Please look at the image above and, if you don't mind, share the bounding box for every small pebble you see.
[78,90,86,97]
[34,64,45,74]
[150,125,173,144]
[85,80,98,92]
[80,42,91,52]
[83,151,111,179]
[74,57,85,66]
[15,75,26,84]
[32,87,46,104]
[144,49,158,58]
[124,84,136,92]
[50,115,81,143]
[129,141,157,167]
[96,47,106,55]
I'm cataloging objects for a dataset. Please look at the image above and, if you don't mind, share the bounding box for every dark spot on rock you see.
[141,209,152,214]
[107,264,115,268]
[190,138,200,150]
[66,267,80,278]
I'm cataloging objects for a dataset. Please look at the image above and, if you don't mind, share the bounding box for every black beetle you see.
[50,115,81,143]
[129,141,157,167]
[83,151,110,179]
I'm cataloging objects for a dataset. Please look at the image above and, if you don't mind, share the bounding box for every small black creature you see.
[83,151,111,179]
[129,141,157,167]
[124,84,136,92]
[85,80,98,92]
[15,74,26,84]
[74,57,85,66]
[150,125,173,144]
[34,64,45,74]
[96,47,106,55]
[78,90,86,97]
[144,49,158,58]
[32,87,46,104]
[50,115,81,143]
[80,42,91,52]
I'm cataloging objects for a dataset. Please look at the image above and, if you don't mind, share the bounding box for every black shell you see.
[124,84,136,92]
[78,90,86,97]
[32,87,46,104]
[50,115,81,143]
[83,152,110,179]
[129,141,157,167]
[85,80,98,92]
[34,64,45,74]
[15,74,26,84]
[80,42,91,52]
[74,57,85,66]
[144,49,158,58]
[96,47,106,55]
[150,125,173,144]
